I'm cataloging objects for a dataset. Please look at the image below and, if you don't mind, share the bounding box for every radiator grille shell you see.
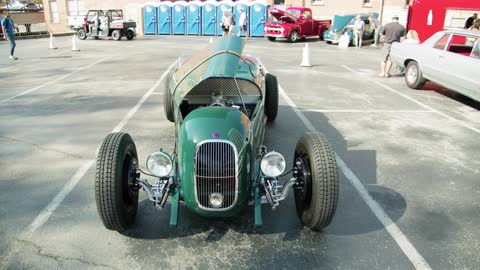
[194,140,238,210]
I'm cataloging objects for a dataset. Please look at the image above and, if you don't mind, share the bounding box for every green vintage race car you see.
[95,36,339,232]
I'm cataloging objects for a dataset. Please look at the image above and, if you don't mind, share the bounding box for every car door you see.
[437,34,480,100]
[300,10,313,35]
[421,33,451,83]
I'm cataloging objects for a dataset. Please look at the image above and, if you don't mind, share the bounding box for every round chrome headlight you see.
[260,151,286,177]
[146,152,172,177]
[209,193,224,208]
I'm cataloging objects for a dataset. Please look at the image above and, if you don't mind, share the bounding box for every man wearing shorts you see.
[379,16,405,77]
[238,8,248,38]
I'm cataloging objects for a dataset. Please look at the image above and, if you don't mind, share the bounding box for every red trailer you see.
[407,0,480,42]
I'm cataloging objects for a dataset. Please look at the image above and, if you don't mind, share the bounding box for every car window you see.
[302,11,312,18]
[111,10,122,21]
[287,10,300,18]
[447,34,475,57]
[433,34,450,50]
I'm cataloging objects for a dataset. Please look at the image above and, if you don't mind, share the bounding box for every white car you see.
[390,30,480,102]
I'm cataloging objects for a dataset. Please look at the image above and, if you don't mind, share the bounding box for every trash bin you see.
[157,2,172,35]
[187,1,202,35]
[250,3,268,37]
[202,1,218,36]
[172,1,187,35]
[143,4,157,35]
[234,3,249,37]
[216,1,234,36]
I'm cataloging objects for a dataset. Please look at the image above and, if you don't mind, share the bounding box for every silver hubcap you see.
[291,32,297,41]
[407,65,418,84]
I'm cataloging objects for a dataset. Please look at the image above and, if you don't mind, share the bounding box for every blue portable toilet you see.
[157,2,172,35]
[216,1,235,36]
[143,4,157,35]
[201,1,218,36]
[172,1,187,35]
[250,3,268,37]
[234,2,249,37]
[187,1,202,35]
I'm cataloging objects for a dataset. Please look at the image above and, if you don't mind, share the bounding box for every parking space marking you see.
[0,57,109,104]
[0,60,178,270]
[278,85,432,270]
[304,109,434,113]
[341,64,480,135]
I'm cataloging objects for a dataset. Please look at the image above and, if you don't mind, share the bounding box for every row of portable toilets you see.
[143,1,269,37]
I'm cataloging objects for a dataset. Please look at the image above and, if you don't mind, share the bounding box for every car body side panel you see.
[177,107,253,217]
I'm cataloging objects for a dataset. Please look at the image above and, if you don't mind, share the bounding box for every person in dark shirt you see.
[464,13,478,29]
[379,16,405,77]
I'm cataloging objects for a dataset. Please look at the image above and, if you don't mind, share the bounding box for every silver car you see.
[390,30,480,101]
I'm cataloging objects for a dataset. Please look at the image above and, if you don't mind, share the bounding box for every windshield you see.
[286,9,300,18]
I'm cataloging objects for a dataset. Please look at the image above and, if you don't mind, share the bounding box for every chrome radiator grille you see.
[194,140,238,210]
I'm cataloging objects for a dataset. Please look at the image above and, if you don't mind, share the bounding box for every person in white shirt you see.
[353,15,365,48]
[238,8,248,38]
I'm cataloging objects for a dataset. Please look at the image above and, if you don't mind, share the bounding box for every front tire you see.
[95,132,139,232]
[163,70,175,122]
[405,61,426,89]
[267,36,276,41]
[287,30,298,43]
[293,132,339,231]
[77,29,87,40]
[265,73,279,122]
[112,30,122,41]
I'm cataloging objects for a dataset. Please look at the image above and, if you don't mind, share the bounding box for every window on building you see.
[433,34,450,50]
[49,0,59,23]
[363,0,372,7]
[312,0,325,6]
[273,0,285,6]
[67,0,86,16]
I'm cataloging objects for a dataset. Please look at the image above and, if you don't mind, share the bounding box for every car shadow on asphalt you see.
[124,105,407,243]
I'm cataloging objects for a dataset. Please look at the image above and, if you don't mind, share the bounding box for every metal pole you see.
[379,0,385,23]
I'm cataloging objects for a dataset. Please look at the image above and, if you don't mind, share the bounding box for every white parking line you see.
[278,85,432,270]
[341,64,480,135]
[0,58,109,104]
[304,109,434,113]
[0,60,177,270]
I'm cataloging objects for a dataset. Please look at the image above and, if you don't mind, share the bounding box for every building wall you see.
[42,0,410,34]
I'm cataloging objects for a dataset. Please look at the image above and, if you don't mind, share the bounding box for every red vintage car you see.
[264,7,331,43]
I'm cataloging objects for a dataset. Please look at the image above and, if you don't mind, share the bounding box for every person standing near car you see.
[353,15,365,48]
[1,11,18,60]
[464,13,477,29]
[379,16,405,77]
[369,15,382,47]
[238,8,248,38]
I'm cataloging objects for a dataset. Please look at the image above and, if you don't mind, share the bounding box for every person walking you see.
[238,8,248,38]
[464,13,478,29]
[221,10,230,36]
[1,11,18,60]
[369,15,382,47]
[228,10,236,36]
[353,15,365,48]
[379,16,405,77]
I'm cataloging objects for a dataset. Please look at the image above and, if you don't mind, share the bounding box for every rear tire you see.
[95,132,139,232]
[112,30,122,41]
[265,73,279,122]
[267,36,276,41]
[126,29,135,40]
[163,70,175,122]
[405,61,426,89]
[294,132,339,231]
[77,29,87,40]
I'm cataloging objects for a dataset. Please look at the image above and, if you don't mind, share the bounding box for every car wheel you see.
[293,132,339,231]
[77,29,87,40]
[126,29,135,40]
[95,132,139,232]
[163,70,175,122]
[265,73,279,122]
[405,61,426,89]
[112,30,122,41]
[267,36,276,41]
[326,40,332,45]
[288,30,298,43]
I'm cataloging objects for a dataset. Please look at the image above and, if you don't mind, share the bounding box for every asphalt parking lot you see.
[1,35,479,270]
